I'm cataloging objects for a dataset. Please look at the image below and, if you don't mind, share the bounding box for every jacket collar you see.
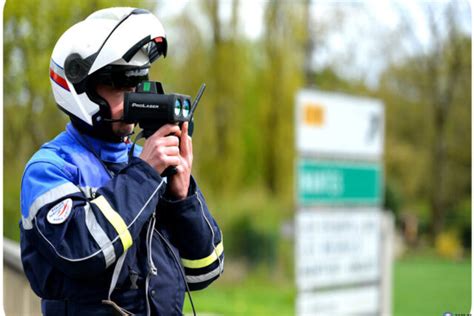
[66,123,130,163]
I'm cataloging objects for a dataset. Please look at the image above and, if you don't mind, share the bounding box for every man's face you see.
[96,84,135,138]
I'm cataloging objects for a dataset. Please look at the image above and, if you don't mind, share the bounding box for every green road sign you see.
[298,159,382,205]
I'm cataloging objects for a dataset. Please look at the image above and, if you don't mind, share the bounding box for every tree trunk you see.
[430,104,447,239]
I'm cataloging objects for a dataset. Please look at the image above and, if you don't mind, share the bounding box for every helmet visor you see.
[92,65,149,88]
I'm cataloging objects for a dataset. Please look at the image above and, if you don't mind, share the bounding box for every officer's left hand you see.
[167,122,193,200]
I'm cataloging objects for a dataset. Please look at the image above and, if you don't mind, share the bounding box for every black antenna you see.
[189,83,206,118]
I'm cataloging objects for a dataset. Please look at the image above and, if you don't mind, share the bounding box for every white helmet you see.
[50,7,167,140]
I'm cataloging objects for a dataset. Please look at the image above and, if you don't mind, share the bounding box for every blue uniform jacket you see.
[20,123,224,315]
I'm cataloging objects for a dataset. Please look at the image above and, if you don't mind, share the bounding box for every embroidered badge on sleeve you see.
[47,198,73,224]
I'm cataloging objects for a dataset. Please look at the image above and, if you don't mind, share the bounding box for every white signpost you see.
[295,89,389,316]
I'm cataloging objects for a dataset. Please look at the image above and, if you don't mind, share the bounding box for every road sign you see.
[297,159,382,205]
[295,90,384,159]
[295,209,381,290]
[294,89,389,316]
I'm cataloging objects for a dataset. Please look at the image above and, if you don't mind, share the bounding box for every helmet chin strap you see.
[103,117,125,123]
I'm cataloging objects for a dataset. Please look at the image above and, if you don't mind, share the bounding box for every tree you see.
[379,1,471,240]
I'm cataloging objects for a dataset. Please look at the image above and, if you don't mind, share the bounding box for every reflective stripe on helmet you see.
[50,60,70,91]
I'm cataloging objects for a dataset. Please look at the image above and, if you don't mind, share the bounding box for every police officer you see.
[20,7,224,315]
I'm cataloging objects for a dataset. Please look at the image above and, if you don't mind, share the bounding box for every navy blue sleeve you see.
[157,177,224,290]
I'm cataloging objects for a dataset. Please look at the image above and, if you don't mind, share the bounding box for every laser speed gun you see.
[123,81,206,138]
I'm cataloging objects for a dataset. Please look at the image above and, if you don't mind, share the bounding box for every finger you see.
[174,164,185,174]
[164,146,180,156]
[173,128,182,138]
[187,135,193,154]
[153,124,181,138]
[182,121,188,137]
[164,156,181,167]
[180,122,190,157]
[162,135,180,147]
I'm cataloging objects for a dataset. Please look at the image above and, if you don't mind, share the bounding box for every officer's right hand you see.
[139,124,181,174]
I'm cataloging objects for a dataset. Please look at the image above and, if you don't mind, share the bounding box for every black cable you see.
[154,229,197,316]
[74,128,193,315]
[128,130,144,163]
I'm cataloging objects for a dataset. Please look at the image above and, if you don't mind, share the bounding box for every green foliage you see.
[156,1,305,204]
[226,214,278,267]
[378,29,471,239]
[315,67,371,96]
[202,185,292,270]
[384,181,404,219]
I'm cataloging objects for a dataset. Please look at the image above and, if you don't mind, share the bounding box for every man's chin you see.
[113,123,135,138]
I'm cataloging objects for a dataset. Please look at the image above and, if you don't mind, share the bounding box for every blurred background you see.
[3,0,471,315]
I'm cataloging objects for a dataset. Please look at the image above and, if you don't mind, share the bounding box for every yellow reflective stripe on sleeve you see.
[91,196,133,251]
[181,241,224,269]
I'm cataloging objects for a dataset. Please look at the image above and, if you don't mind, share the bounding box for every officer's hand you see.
[139,124,181,174]
[167,122,193,200]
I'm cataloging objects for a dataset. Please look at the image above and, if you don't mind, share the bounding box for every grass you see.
[393,254,471,316]
[183,265,295,316]
[183,254,471,316]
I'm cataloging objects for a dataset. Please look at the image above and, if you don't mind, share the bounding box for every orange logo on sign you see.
[304,103,324,126]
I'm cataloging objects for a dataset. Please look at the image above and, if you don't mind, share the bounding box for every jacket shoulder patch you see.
[47,198,73,224]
